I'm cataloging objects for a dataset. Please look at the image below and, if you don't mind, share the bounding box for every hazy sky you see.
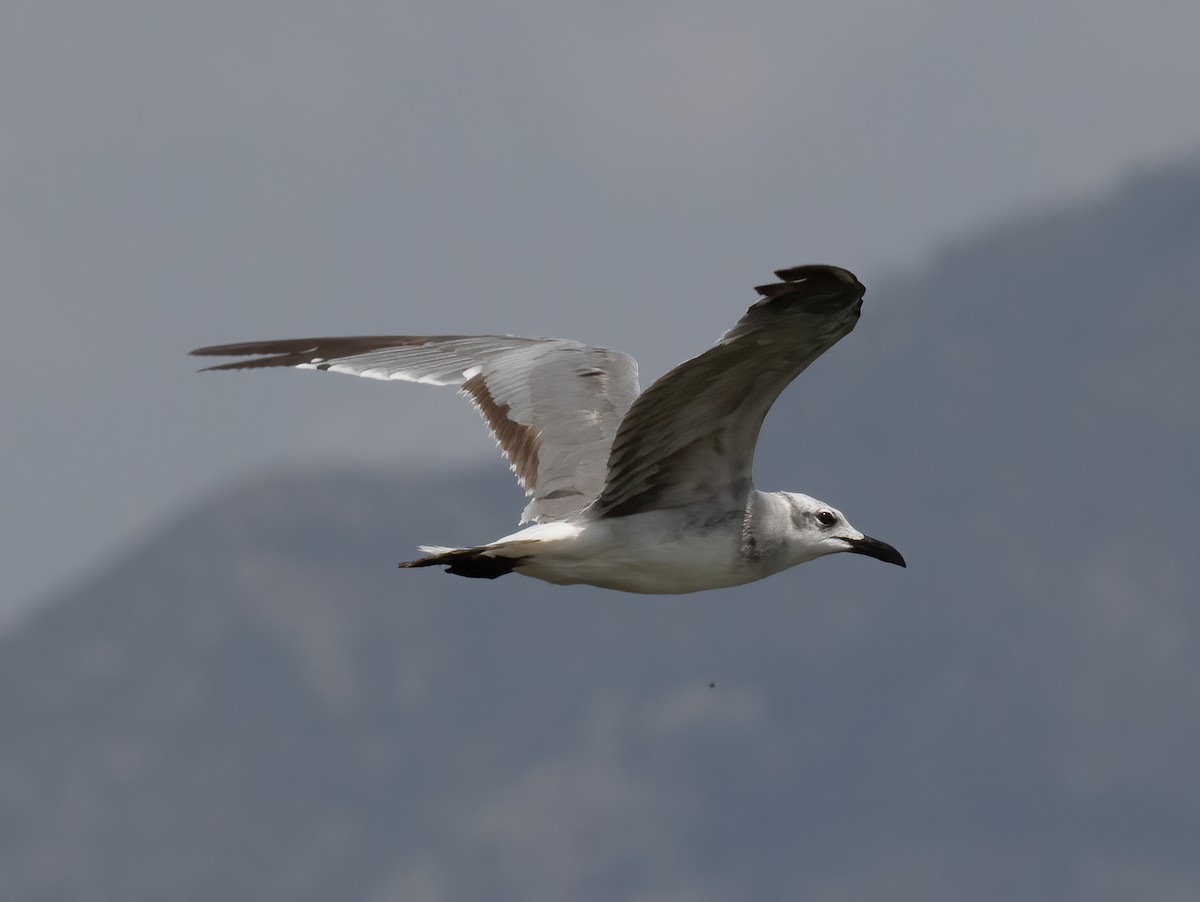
[5,0,1200,614]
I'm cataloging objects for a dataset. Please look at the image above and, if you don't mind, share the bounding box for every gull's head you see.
[780,493,906,568]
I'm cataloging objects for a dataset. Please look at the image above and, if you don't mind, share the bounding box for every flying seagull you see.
[191,263,905,594]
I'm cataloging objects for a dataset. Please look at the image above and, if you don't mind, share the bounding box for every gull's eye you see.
[816,510,837,527]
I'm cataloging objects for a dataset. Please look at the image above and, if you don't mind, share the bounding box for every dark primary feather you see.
[190,336,469,371]
[592,264,865,518]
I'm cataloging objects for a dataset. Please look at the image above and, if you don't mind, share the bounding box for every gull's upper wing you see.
[591,265,865,519]
[191,335,640,522]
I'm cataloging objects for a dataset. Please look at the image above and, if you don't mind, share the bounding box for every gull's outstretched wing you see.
[191,335,640,522]
[592,265,865,519]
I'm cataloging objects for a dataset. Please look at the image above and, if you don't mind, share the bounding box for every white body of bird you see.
[460,492,882,594]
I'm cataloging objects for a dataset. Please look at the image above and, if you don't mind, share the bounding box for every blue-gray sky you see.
[5,0,1200,615]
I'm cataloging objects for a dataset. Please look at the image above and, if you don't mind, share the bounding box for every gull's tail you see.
[399,543,531,580]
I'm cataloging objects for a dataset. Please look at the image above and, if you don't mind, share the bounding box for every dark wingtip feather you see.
[753,264,864,306]
[189,335,472,372]
[190,338,323,357]
[752,281,793,299]
[189,338,342,372]
[772,263,860,285]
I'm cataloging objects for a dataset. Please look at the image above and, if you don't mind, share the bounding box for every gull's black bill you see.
[843,534,907,568]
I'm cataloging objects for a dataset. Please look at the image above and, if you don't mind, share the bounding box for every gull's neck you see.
[743,490,824,572]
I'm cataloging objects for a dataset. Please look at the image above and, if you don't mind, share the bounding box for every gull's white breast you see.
[501,509,773,594]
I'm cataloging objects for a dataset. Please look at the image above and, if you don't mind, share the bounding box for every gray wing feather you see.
[191,335,640,522]
[592,265,865,519]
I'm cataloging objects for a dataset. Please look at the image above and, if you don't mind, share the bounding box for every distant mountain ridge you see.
[3,155,1198,901]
